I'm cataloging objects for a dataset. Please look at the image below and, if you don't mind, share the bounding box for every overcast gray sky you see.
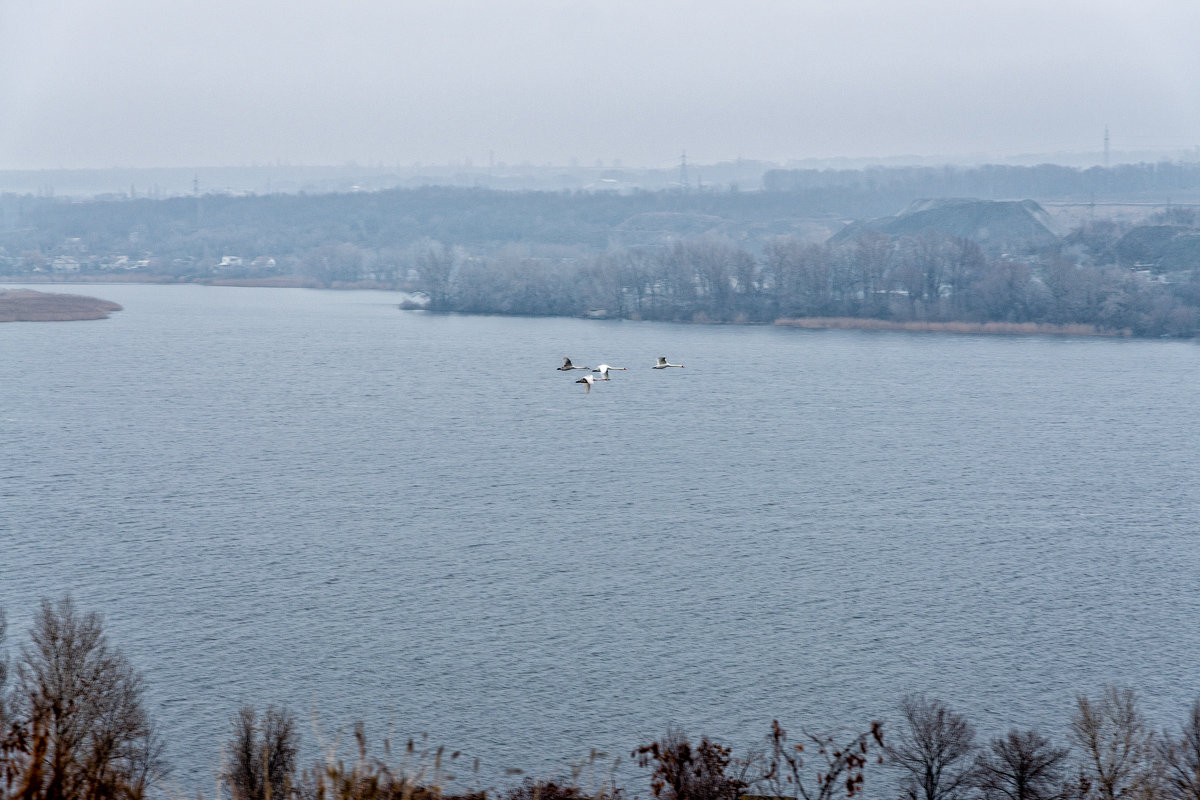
[2,0,1198,170]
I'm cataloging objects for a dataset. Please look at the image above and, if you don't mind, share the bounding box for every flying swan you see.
[558,357,591,371]
[653,357,684,369]
[592,364,628,380]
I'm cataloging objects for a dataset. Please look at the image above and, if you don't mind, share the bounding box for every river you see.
[1,283,1197,794]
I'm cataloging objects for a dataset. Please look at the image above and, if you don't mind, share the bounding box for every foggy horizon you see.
[4,0,1199,173]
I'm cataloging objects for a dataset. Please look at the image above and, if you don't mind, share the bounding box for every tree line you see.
[0,186,844,264]
[4,177,1200,337]
[415,232,1200,337]
[4,598,1200,800]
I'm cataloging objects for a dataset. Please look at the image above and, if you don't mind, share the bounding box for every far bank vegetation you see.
[4,164,1200,336]
[414,228,1198,337]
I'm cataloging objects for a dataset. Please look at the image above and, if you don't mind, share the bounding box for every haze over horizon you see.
[3,0,1199,172]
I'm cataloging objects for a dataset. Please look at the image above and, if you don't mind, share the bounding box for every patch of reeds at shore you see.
[204,276,325,288]
[773,317,1127,336]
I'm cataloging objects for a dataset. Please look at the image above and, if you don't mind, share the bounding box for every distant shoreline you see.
[0,279,1133,336]
[0,274,402,290]
[0,288,123,322]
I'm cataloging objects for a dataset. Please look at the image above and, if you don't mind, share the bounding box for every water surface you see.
[2,284,1198,792]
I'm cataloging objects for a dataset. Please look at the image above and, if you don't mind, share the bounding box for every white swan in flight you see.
[653,357,684,369]
[576,374,596,393]
[592,364,627,380]
[558,357,591,371]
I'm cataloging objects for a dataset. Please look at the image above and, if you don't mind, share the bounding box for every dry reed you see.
[773,317,1126,336]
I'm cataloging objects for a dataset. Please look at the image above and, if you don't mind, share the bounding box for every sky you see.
[2,0,1199,170]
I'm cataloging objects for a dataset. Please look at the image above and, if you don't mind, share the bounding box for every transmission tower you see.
[1104,126,1110,168]
[679,151,689,192]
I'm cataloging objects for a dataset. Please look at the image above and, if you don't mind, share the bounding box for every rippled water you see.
[2,284,1199,793]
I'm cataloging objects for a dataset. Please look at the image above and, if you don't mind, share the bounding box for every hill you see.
[828,198,1060,254]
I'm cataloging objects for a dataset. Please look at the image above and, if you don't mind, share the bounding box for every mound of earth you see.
[829,198,1059,254]
[1115,225,1200,270]
[0,289,123,322]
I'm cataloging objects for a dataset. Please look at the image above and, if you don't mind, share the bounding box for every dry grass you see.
[773,317,1126,336]
[204,277,324,289]
[295,726,485,800]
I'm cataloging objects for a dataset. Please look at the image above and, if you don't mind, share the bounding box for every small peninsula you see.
[0,288,122,322]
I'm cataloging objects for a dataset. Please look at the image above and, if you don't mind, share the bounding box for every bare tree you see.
[943,237,986,318]
[10,596,164,800]
[583,254,628,318]
[763,237,804,317]
[756,719,884,800]
[851,232,892,316]
[0,608,14,797]
[223,706,299,800]
[417,242,458,311]
[1069,686,1156,800]
[886,694,976,800]
[1157,701,1200,800]
[973,729,1069,800]
[617,248,655,318]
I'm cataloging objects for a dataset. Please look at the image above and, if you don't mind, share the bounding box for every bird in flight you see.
[558,357,591,371]
[653,357,684,369]
[592,364,627,380]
